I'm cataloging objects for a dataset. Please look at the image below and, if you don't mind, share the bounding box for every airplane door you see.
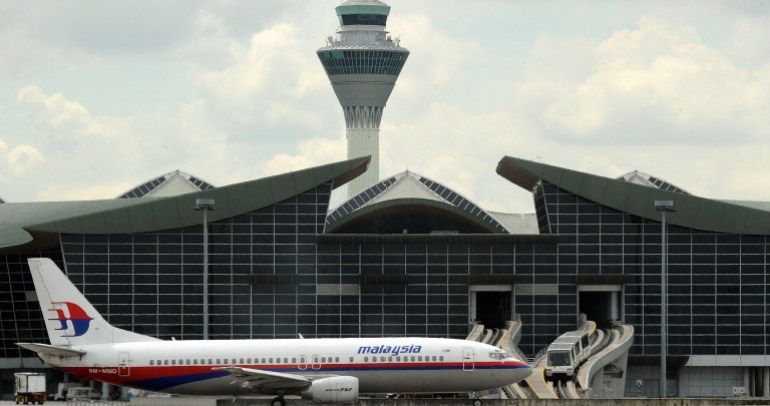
[463,347,474,371]
[311,354,321,370]
[118,352,130,377]
[298,355,308,371]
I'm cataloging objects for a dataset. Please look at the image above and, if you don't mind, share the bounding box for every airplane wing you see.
[17,343,86,357]
[214,366,319,391]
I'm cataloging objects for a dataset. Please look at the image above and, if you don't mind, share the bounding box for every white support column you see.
[610,291,619,321]
[101,382,111,400]
[677,366,685,397]
[744,368,751,396]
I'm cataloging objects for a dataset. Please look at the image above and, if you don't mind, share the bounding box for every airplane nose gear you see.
[270,396,286,406]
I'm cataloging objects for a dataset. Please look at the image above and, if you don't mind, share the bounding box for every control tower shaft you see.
[317,0,409,198]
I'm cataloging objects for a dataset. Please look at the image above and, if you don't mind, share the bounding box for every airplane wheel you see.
[472,399,482,406]
[270,397,286,406]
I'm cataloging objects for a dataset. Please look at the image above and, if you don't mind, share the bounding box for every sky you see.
[1,1,770,214]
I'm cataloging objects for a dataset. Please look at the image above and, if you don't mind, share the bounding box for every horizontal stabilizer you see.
[17,342,86,357]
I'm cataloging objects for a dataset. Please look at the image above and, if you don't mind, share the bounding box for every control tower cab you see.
[317,0,409,198]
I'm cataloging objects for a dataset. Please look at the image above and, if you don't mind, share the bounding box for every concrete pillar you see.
[610,292,619,321]
[744,368,751,396]
[120,385,131,401]
[677,366,685,397]
[591,368,604,398]
[763,367,769,397]
[102,382,111,400]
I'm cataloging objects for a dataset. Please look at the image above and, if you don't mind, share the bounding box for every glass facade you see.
[318,50,408,76]
[0,251,63,359]
[536,181,768,358]
[2,174,769,368]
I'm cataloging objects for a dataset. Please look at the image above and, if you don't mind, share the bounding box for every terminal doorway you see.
[469,286,512,329]
[578,285,622,328]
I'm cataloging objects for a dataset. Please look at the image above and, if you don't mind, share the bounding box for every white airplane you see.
[17,258,531,405]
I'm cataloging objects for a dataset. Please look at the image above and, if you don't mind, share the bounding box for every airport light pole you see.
[194,198,215,340]
[655,199,674,398]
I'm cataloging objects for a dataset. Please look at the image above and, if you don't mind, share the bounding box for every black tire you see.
[271,397,286,406]
[472,399,482,406]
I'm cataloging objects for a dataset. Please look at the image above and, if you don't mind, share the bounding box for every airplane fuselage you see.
[42,337,528,396]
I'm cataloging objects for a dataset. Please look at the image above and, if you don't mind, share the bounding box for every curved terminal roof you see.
[118,170,215,199]
[0,157,368,252]
[496,156,770,235]
[326,171,510,234]
[618,170,690,195]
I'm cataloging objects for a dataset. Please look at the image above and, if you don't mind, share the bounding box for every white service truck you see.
[14,372,46,405]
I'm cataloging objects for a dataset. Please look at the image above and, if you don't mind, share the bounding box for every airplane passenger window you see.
[261,358,266,363]
[349,357,354,362]
[240,358,244,364]
[276,358,281,364]
[284,358,289,363]
[150,360,154,366]
[364,357,368,362]
[186,359,191,365]
[432,356,437,361]
[269,358,273,363]
[440,356,444,361]
[321,357,326,363]
[335,357,339,362]
[380,356,385,362]
[171,360,176,365]
[208,359,212,364]
[216,359,221,364]
[411,356,415,362]
[418,356,422,361]
[193,359,198,365]
[388,357,392,362]
[164,360,169,365]
[292,358,297,363]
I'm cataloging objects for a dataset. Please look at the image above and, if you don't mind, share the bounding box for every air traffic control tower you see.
[317,0,409,198]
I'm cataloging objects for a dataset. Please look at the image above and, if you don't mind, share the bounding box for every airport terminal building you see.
[2,155,770,398]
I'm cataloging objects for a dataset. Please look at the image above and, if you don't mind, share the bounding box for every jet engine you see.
[301,376,359,403]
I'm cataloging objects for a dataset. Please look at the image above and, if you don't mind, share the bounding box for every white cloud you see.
[523,14,770,144]
[0,138,45,181]
[193,23,329,128]
[265,136,346,176]
[8,144,45,175]
[17,85,118,141]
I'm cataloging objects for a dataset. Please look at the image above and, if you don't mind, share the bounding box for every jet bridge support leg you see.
[101,382,111,400]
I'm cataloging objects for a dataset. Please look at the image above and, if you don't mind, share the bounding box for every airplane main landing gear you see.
[472,398,483,406]
[270,396,286,406]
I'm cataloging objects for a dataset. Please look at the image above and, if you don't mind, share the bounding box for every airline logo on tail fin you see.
[48,302,93,337]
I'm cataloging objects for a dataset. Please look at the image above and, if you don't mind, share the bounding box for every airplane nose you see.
[507,360,532,382]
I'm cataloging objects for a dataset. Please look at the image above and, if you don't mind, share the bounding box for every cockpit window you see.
[489,352,508,360]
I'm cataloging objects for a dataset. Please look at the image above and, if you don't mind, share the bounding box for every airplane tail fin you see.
[27,258,159,347]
